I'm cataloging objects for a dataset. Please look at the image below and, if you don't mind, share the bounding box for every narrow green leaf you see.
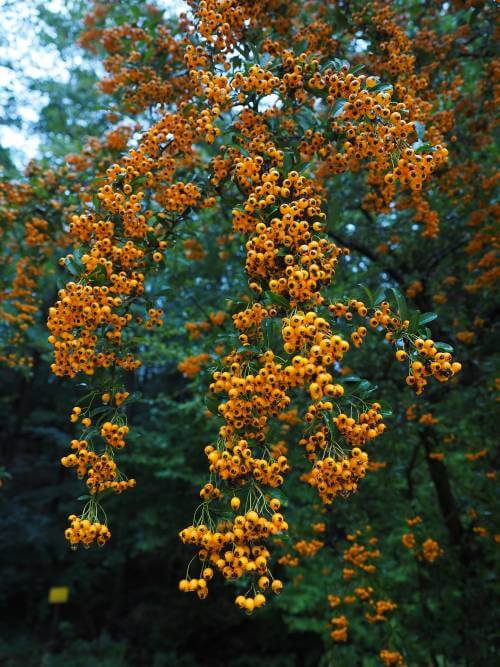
[261,318,282,350]
[357,379,378,397]
[435,342,454,352]
[357,283,373,306]
[89,406,111,418]
[415,143,435,154]
[370,83,393,93]
[65,260,79,276]
[350,64,365,75]
[373,287,386,305]
[265,291,290,309]
[388,287,408,321]
[419,312,438,326]
[205,393,220,414]
[323,410,337,440]
[408,309,421,334]
[331,98,347,118]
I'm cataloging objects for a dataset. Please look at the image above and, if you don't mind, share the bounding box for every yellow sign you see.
[48,587,69,604]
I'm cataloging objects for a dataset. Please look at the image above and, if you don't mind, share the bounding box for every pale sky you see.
[0,0,188,167]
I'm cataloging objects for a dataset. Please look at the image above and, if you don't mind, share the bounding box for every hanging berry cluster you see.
[46,0,464,611]
[176,0,460,609]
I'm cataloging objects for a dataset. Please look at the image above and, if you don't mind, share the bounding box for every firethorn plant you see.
[42,0,465,609]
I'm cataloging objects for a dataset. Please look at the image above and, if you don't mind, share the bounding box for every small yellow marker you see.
[48,587,69,604]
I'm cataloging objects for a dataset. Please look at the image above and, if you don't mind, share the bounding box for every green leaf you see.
[350,64,365,75]
[236,345,260,354]
[204,393,220,414]
[331,9,348,29]
[373,287,386,305]
[132,175,147,187]
[435,342,454,352]
[331,98,347,118]
[357,283,373,306]
[419,312,438,326]
[283,149,295,174]
[370,83,393,93]
[293,39,308,55]
[216,331,239,345]
[380,404,393,417]
[89,406,111,418]
[357,379,378,398]
[261,318,282,350]
[408,309,421,334]
[266,487,288,507]
[65,259,80,276]
[415,142,435,154]
[265,291,290,309]
[73,247,84,264]
[323,410,337,440]
[325,58,349,71]
[155,288,172,298]
[388,287,408,321]
[342,377,378,399]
